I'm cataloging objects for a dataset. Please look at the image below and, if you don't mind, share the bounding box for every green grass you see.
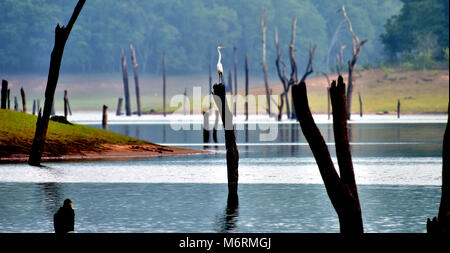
[0,109,147,156]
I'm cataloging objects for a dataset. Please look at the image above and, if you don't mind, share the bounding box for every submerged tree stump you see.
[203,110,210,144]
[14,96,18,111]
[292,76,363,235]
[28,0,86,166]
[213,110,219,143]
[32,100,36,115]
[213,83,239,202]
[121,50,131,116]
[64,90,69,120]
[130,44,142,116]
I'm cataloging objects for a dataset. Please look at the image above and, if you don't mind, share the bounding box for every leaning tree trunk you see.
[292,76,363,235]
[213,83,239,202]
[28,0,85,166]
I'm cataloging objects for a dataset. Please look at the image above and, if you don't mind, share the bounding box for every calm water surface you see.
[0,122,445,233]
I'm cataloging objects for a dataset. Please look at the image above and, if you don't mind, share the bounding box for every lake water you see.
[0,115,446,233]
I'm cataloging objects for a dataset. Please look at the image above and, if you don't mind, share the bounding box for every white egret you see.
[217,46,225,83]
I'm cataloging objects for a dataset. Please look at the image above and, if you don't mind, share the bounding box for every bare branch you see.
[300,43,317,83]
[289,17,298,84]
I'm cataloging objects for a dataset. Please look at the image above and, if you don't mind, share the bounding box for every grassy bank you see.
[0,109,147,157]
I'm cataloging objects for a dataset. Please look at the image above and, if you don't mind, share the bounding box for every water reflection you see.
[216,195,239,233]
[37,183,62,220]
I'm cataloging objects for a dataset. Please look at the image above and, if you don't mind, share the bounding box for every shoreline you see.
[0,143,209,164]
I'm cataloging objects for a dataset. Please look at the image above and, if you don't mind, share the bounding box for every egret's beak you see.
[219,46,226,49]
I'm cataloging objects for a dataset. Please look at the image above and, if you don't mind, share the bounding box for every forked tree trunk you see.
[213,83,239,202]
[28,0,86,166]
[292,76,363,235]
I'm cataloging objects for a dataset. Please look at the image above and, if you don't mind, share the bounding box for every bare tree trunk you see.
[32,100,36,115]
[245,54,249,121]
[102,105,108,130]
[342,5,368,121]
[274,28,290,120]
[203,110,210,144]
[427,102,449,235]
[28,0,85,166]
[1,80,7,109]
[51,101,55,116]
[228,69,233,110]
[292,76,363,235]
[7,89,10,109]
[397,99,400,119]
[130,44,141,116]
[261,8,271,116]
[328,88,331,120]
[20,87,26,113]
[64,90,69,120]
[233,47,238,116]
[37,99,40,114]
[121,50,131,116]
[358,92,362,117]
[116,98,123,116]
[213,110,219,143]
[213,83,239,201]
[162,52,166,117]
[183,88,187,116]
[14,96,18,111]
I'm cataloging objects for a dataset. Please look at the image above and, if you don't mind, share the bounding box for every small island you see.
[0,109,204,163]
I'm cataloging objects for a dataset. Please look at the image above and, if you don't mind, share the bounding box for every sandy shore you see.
[0,143,208,163]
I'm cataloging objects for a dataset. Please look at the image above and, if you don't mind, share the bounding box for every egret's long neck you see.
[217,48,222,64]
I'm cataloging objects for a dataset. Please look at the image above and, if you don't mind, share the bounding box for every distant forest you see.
[0,0,447,75]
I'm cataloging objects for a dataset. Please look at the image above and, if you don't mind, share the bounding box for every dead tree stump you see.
[203,110,210,144]
[20,87,26,113]
[397,99,400,119]
[64,90,69,120]
[292,76,363,235]
[121,50,131,116]
[213,83,239,202]
[130,44,141,116]
[1,80,7,109]
[32,100,36,115]
[427,102,449,235]
[102,105,108,130]
[14,96,18,111]
[116,98,123,116]
[213,110,219,143]
[7,89,10,109]
[358,92,362,117]
[245,54,249,121]
[162,53,167,117]
[28,0,86,166]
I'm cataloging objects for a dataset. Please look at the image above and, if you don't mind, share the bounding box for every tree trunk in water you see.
[209,64,212,111]
[213,83,239,201]
[233,47,238,116]
[245,54,249,121]
[28,0,86,166]
[203,111,210,144]
[20,87,26,113]
[358,92,362,117]
[292,76,363,235]
[213,110,219,143]
[397,99,400,119]
[130,44,141,116]
[1,80,7,109]
[102,105,108,130]
[116,98,123,116]
[121,50,131,116]
[427,102,449,235]
[162,53,166,117]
